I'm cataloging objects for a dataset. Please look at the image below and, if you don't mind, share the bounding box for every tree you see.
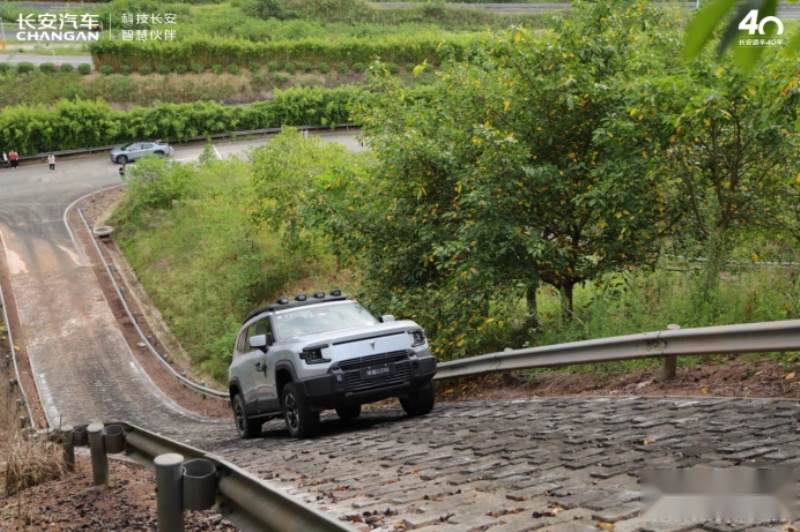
[620,52,800,295]
[333,1,682,356]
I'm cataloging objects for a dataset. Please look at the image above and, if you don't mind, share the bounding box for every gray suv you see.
[228,291,437,439]
[110,140,172,164]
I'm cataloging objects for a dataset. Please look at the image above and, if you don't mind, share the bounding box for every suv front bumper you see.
[294,355,437,409]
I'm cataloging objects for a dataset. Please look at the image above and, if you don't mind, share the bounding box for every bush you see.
[267,61,280,72]
[78,63,92,75]
[386,63,400,75]
[272,72,290,86]
[336,63,349,75]
[284,61,296,73]
[241,0,290,20]
[301,62,313,73]
[39,62,57,74]
[174,65,187,74]
[211,64,223,75]
[59,63,73,74]
[191,63,204,74]
[119,65,132,75]
[157,65,171,75]
[16,62,35,74]
[317,62,330,74]
[62,82,86,101]
[138,65,152,75]
[0,63,11,75]
[227,64,240,75]
[248,62,260,73]
[89,34,469,72]
[99,65,115,75]
[351,62,366,74]
[405,63,415,73]
[4,433,64,497]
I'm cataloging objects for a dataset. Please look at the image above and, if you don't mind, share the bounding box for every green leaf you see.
[683,0,739,61]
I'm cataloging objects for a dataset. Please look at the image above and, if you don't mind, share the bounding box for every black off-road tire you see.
[282,383,320,438]
[335,404,361,421]
[232,393,262,439]
[400,381,435,417]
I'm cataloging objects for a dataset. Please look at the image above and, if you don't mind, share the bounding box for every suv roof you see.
[242,291,347,324]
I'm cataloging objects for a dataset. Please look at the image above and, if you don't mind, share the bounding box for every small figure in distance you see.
[48,153,55,171]
[2,151,7,169]
[119,163,126,178]
[9,149,18,170]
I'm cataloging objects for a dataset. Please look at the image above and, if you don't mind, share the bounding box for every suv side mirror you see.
[248,334,268,352]
[380,315,395,323]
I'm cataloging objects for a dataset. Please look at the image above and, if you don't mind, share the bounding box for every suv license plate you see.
[361,363,394,380]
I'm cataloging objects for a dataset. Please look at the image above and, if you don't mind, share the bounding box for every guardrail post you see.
[155,453,185,532]
[87,422,108,486]
[61,425,75,473]
[663,324,680,381]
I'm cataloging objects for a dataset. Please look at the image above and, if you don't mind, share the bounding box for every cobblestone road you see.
[205,397,800,531]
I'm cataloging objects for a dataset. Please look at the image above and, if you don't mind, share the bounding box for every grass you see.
[111,144,364,381]
[0,66,439,108]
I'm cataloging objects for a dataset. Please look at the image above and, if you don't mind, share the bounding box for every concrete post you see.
[155,453,185,532]
[87,422,108,486]
[663,324,681,381]
[61,425,75,473]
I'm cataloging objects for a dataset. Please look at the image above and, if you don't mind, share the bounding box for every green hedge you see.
[0,85,415,155]
[90,34,469,70]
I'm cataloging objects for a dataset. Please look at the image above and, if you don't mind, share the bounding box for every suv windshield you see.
[273,302,378,339]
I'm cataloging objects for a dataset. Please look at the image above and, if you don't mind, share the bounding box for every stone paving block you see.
[591,501,641,523]
[506,483,563,502]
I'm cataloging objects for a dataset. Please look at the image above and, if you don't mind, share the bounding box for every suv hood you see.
[287,321,420,354]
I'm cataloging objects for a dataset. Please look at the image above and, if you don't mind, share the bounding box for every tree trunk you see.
[563,283,574,313]
[525,282,538,328]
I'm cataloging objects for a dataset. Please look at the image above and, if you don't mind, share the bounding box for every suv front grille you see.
[336,351,411,392]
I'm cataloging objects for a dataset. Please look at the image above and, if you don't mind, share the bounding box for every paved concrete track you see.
[1,141,799,530]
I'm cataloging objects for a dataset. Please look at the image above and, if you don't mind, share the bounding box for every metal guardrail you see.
[0,240,35,426]
[74,205,228,400]
[434,319,800,380]
[59,421,349,532]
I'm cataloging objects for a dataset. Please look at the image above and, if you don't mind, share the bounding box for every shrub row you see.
[0,85,434,155]
[90,34,469,70]
[96,60,403,76]
[0,62,92,75]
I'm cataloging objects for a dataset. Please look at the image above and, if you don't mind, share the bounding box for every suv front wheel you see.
[400,381,435,417]
[232,393,262,439]
[282,383,320,438]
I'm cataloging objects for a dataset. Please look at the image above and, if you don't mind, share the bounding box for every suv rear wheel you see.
[282,383,320,438]
[335,404,361,421]
[400,381,435,417]
[232,393,262,439]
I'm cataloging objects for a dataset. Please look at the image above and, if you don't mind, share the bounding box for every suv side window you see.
[245,319,274,349]
[235,330,247,355]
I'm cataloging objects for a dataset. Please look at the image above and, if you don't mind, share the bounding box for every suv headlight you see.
[300,345,331,364]
[409,329,426,347]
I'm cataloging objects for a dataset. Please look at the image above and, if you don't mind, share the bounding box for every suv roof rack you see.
[242,294,347,324]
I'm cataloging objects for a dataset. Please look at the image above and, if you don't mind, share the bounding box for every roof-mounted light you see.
[313,291,326,299]
[276,297,290,305]
[295,294,307,301]
[329,289,342,296]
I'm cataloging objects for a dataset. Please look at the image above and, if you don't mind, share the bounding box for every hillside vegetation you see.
[111,1,800,382]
